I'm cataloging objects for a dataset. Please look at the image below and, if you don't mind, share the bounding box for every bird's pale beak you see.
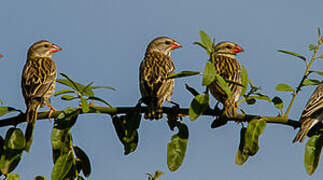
[171,41,182,49]
[232,45,244,53]
[50,44,62,53]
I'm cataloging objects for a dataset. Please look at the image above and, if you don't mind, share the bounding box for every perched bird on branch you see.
[21,40,61,152]
[293,83,323,143]
[139,37,182,119]
[208,41,244,118]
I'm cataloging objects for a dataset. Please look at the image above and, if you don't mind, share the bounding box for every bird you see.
[293,83,323,143]
[139,36,182,120]
[21,40,61,152]
[208,41,244,118]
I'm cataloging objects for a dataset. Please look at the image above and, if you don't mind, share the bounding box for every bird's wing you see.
[140,52,174,99]
[300,83,323,120]
[22,57,57,101]
[214,55,242,99]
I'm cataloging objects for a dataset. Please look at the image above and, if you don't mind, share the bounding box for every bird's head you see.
[214,41,244,58]
[28,40,62,58]
[146,36,182,56]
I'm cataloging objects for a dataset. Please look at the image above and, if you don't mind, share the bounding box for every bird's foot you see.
[44,101,56,120]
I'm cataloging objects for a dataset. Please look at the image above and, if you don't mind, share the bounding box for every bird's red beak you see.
[0,54,3,58]
[232,44,244,53]
[171,41,182,49]
[50,44,62,53]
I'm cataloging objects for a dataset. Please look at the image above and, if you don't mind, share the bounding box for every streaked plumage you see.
[139,37,182,119]
[208,41,244,118]
[22,40,61,151]
[293,83,323,143]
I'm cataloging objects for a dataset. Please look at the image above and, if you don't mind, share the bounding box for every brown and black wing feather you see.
[139,52,175,119]
[208,55,242,117]
[293,83,323,143]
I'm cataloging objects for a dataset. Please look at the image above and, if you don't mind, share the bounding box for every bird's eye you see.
[165,41,171,45]
[44,44,49,48]
[226,45,232,49]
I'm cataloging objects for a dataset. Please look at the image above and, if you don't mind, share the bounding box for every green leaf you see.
[193,41,209,53]
[80,97,90,113]
[302,79,321,86]
[61,95,78,101]
[189,93,209,121]
[309,44,317,51]
[54,89,75,96]
[51,152,74,180]
[57,74,94,97]
[167,71,201,80]
[73,146,91,177]
[245,95,272,104]
[7,173,19,180]
[0,130,23,175]
[275,83,294,92]
[236,127,248,165]
[0,150,22,175]
[304,134,323,175]
[112,113,141,155]
[90,86,116,91]
[54,108,80,129]
[34,176,47,180]
[240,65,249,96]
[0,107,19,117]
[272,96,284,110]
[236,120,266,166]
[200,30,213,53]
[167,123,188,172]
[214,73,232,98]
[316,54,323,59]
[278,49,306,62]
[167,136,187,172]
[202,61,216,86]
[6,128,25,151]
[51,129,72,163]
[88,96,113,108]
[244,120,266,155]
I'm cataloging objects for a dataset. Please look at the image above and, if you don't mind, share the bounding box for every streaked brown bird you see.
[293,83,323,143]
[208,41,244,118]
[139,37,182,119]
[22,40,61,152]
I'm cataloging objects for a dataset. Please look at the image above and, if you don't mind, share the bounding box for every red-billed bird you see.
[21,40,61,152]
[139,37,182,119]
[293,83,323,143]
[208,41,244,118]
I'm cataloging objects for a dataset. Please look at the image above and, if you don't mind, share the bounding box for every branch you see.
[0,105,300,128]
[284,43,320,118]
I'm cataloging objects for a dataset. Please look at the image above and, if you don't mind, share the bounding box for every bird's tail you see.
[224,101,237,118]
[293,118,318,143]
[25,100,41,152]
[144,98,163,120]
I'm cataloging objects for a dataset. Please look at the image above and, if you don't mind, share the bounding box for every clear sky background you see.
[0,0,322,179]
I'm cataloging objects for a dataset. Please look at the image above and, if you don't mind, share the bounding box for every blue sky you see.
[0,0,322,179]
